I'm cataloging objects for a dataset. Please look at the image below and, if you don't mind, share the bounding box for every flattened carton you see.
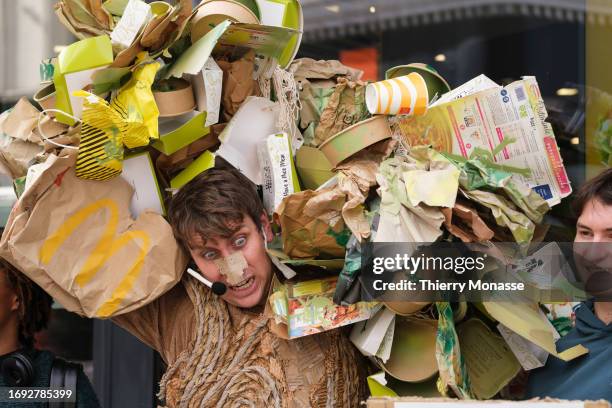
[268,275,380,339]
[394,76,571,206]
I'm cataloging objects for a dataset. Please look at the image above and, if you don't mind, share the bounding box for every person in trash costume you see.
[114,167,368,408]
[527,168,612,402]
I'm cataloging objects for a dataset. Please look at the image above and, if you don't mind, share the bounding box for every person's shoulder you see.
[31,349,55,380]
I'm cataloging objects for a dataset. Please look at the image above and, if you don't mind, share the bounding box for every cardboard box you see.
[152,111,210,155]
[190,57,223,127]
[268,275,380,339]
[53,35,113,125]
[169,150,215,189]
[366,397,611,407]
[257,132,300,214]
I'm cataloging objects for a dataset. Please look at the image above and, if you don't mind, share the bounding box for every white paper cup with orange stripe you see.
[365,72,429,116]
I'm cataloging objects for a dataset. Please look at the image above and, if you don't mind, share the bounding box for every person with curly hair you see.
[0,259,101,408]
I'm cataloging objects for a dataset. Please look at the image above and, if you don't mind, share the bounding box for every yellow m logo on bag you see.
[39,199,150,317]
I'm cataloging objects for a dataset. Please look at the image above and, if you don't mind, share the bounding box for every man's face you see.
[188,214,273,309]
[574,199,612,298]
[0,270,19,330]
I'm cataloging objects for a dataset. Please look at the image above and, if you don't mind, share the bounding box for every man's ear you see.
[10,293,19,313]
[259,212,273,243]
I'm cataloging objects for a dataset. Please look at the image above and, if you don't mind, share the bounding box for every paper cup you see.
[154,78,196,118]
[385,63,451,102]
[33,83,57,117]
[365,73,429,116]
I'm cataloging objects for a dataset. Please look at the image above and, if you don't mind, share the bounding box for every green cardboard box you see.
[152,111,210,156]
[170,150,215,189]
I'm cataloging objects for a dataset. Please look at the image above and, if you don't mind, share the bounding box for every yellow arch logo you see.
[39,199,150,317]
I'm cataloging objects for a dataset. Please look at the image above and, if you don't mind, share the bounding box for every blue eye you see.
[203,251,217,260]
[234,236,247,247]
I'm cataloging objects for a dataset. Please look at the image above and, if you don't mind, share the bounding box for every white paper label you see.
[110,0,151,49]
[120,153,163,217]
[498,324,548,371]
[258,132,295,214]
[201,57,223,126]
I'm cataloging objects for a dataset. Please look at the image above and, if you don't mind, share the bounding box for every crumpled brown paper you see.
[285,139,395,244]
[140,0,193,50]
[289,58,364,132]
[0,98,73,178]
[1,98,67,146]
[442,200,494,242]
[460,187,537,247]
[314,77,370,146]
[289,58,363,82]
[218,51,262,122]
[334,142,396,241]
[54,0,114,39]
[274,189,348,259]
[110,0,193,67]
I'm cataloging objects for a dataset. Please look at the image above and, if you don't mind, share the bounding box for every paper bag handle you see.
[37,109,80,150]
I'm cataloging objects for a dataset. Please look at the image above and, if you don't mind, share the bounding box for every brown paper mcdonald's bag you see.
[0,150,188,318]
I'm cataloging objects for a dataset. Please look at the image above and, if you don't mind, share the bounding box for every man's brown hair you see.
[168,167,264,249]
[572,168,612,217]
[1,259,52,349]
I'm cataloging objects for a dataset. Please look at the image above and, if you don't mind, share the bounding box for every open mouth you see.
[230,276,255,293]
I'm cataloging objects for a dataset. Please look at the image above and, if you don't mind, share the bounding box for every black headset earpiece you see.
[1,351,35,387]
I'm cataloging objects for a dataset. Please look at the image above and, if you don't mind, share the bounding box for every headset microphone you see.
[187,267,227,296]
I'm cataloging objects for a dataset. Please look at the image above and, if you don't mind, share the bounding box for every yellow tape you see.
[39,199,150,317]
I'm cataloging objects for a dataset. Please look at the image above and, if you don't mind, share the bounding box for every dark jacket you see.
[526,301,612,402]
[0,349,101,408]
